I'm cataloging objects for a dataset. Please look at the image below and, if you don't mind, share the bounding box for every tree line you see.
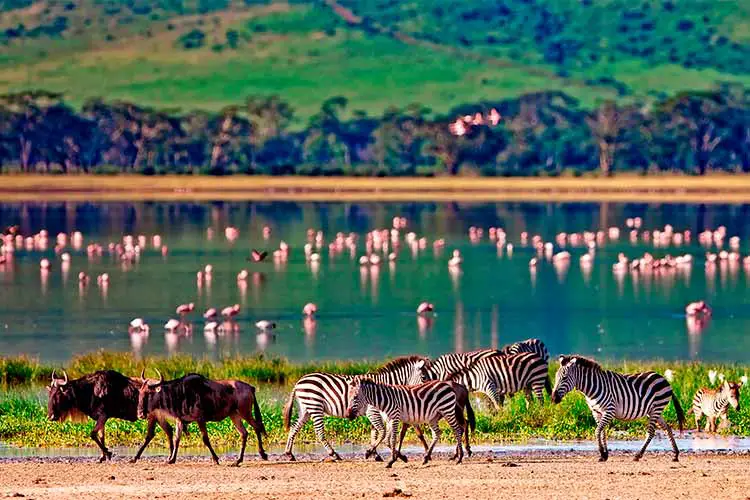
[1,84,749,176]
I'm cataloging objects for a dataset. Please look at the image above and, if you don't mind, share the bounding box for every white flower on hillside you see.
[708,370,717,385]
[664,369,674,382]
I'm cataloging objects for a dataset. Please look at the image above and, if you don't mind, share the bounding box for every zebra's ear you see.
[558,355,566,365]
[415,359,425,369]
[570,357,578,365]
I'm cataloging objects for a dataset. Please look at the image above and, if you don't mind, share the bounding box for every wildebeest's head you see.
[721,381,743,411]
[137,368,164,419]
[47,370,77,422]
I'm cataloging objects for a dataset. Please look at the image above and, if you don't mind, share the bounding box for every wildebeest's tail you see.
[252,387,267,437]
[283,388,296,431]
[464,397,476,433]
[672,392,685,434]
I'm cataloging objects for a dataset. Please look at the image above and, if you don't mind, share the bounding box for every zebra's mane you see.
[372,355,428,374]
[561,355,603,372]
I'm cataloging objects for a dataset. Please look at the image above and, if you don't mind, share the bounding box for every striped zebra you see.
[421,349,501,381]
[499,338,549,363]
[346,378,465,468]
[282,356,426,461]
[444,352,550,410]
[551,355,685,462]
[688,381,742,433]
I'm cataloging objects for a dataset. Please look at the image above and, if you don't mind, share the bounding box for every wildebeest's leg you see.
[634,415,657,461]
[131,416,158,463]
[656,415,679,462]
[310,413,341,461]
[197,420,220,465]
[240,406,267,460]
[90,416,111,463]
[168,420,183,464]
[284,409,309,461]
[229,414,248,466]
[161,420,175,459]
[423,419,441,465]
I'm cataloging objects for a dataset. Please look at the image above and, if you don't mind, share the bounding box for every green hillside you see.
[1,0,749,119]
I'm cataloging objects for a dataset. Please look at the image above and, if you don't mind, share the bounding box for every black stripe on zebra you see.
[688,381,742,433]
[421,349,501,381]
[345,378,465,468]
[446,352,549,409]
[282,356,427,461]
[551,355,686,462]
[500,338,549,363]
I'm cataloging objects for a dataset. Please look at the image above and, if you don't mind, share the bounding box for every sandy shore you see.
[1,451,748,499]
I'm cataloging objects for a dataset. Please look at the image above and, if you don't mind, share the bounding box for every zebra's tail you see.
[455,400,467,431]
[464,398,476,433]
[252,387,268,437]
[672,392,686,434]
[283,387,296,431]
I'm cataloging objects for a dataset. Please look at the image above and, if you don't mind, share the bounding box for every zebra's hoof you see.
[259,452,269,461]
[467,449,473,457]
[633,455,641,462]
[333,453,343,462]
[364,449,375,460]
[398,453,408,463]
[598,455,608,462]
[672,457,679,462]
[285,453,296,462]
[374,455,384,463]
[385,462,395,469]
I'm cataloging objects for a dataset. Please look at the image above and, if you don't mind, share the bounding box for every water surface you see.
[1,201,750,364]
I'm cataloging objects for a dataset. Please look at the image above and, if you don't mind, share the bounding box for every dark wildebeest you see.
[47,369,176,463]
[137,370,267,465]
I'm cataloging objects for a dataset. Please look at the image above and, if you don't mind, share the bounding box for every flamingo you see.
[164,318,181,332]
[176,302,195,316]
[222,304,240,319]
[40,258,50,270]
[78,272,90,284]
[255,320,276,331]
[302,303,317,317]
[96,273,109,285]
[248,249,268,262]
[204,307,218,320]
[237,269,249,281]
[416,302,434,315]
[129,318,149,334]
[448,250,462,267]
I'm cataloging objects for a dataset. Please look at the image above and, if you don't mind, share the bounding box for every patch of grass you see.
[1,352,750,449]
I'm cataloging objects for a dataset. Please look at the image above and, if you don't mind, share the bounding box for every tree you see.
[586,101,622,176]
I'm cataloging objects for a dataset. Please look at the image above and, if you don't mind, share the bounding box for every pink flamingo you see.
[203,307,218,320]
[222,304,240,320]
[416,302,434,315]
[303,303,317,317]
[176,302,195,317]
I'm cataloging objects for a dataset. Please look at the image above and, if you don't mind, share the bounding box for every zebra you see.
[345,378,465,468]
[688,381,742,433]
[499,338,549,363]
[443,352,550,410]
[282,356,427,461]
[421,349,501,381]
[551,355,685,462]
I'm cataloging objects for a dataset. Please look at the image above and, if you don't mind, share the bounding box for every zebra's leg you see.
[284,409,310,461]
[634,415,658,461]
[718,412,730,431]
[396,423,410,463]
[693,406,702,432]
[706,416,714,433]
[594,412,611,462]
[412,424,430,452]
[656,415,680,462]
[385,419,401,468]
[532,381,545,403]
[483,382,503,411]
[423,419,441,465]
[365,409,385,462]
[447,413,464,464]
[310,413,341,461]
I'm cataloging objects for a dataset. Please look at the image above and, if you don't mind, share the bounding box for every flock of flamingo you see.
[0,212,737,355]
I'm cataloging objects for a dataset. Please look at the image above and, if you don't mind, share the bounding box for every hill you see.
[1,0,749,120]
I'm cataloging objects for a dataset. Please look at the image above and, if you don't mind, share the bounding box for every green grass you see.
[1,351,750,449]
[3,1,749,118]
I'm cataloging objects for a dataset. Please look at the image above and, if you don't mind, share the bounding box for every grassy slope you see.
[1,351,749,448]
[1,1,749,118]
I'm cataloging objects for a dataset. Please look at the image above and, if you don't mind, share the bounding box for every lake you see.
[1,200,750,364]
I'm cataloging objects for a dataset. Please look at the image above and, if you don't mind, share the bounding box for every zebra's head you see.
[551,355,579,404]
[721,381,743,411]
[345,378,363,420]
[418,360,439,382]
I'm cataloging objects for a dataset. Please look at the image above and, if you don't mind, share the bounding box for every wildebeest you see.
[137,370,267,465]
[47,369,176,463]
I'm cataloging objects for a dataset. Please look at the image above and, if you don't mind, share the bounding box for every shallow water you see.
[2,201,750,363]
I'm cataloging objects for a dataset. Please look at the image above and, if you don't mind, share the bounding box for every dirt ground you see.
[1,452,748,500]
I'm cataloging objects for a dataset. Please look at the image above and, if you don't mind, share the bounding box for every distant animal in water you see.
[685,301,711,317]
[302,303,317,317]
[255,320,276,331]
[176,302,195,317]
[416,302,434,315]
[688,381,742,433]
[248,249,268,262]
[551,355,685,462]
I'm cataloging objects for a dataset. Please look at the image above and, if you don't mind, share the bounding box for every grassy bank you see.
[1,352,749,449]
[6,174,750,203]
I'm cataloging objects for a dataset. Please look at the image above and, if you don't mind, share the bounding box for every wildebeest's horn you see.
[51,369,57,386]
[140,368,146,383]
[61,370,68,385]
[155,368,164,384]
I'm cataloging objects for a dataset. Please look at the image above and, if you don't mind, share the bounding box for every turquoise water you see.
[1,201,749,364]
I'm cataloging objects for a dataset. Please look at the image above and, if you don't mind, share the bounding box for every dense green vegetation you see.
[0,351,749,449]
[1,84,749,176]
[1,0,749,116]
